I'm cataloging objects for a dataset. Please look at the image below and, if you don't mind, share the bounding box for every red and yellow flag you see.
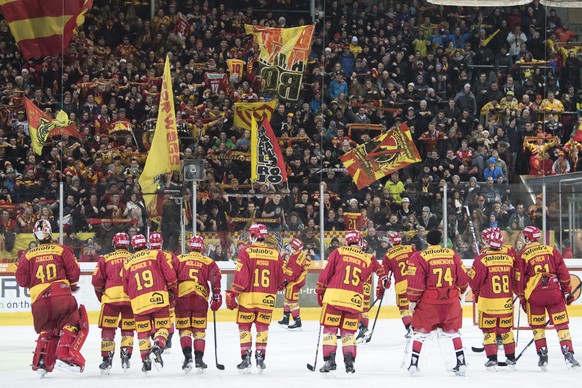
[233,99,277,131]
[0,0,93,59]
[138,56,181,220]
[252,118,288,185]
[340,124,421,189]
[24,97,83,155]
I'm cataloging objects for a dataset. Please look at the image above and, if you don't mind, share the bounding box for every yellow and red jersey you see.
[231,242,284,311]
[407,245,468,304]
[382,244,416,296]
[15,244,80,303]
[173,251,221,301]
[122,249,177,315]
[515,242,570,299]
[284,250,310,285]
[318,246,385,314]
[92,249,132,305]
[469,247,516,315]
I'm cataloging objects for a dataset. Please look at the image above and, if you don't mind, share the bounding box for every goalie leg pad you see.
[437,329,464,372]
[32,331,59,373]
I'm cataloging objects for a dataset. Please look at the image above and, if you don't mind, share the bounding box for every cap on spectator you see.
[352,36,358,43]
[408,82,414,87]
[558,151,565,156]
[464,83,471,89]
[407,106,414,111]
[506,90,514,96]
[119,58,127,63]
[287,113,294,117]
[331,237,339,244]
[488,157,496,165]
[422,206,430,212]
[402,197,410,203]
[350,198,358,205]
[119,108,126,112]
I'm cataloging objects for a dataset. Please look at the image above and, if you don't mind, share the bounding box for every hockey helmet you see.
[149,232,163,249]
[113,232,130,249]
[388,231,402,245]
[131,234,148,250]
[345,230,362,246]
[248,223,268,241]
[188,235,205,252]
[291,238,304,252]
[33,219,52,241]
[487,231,504,250]
[522,225,541,243]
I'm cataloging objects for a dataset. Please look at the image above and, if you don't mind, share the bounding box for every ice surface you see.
[0,318,579,388]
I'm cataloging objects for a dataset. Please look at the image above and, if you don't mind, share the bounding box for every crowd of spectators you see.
[0,0,581,261]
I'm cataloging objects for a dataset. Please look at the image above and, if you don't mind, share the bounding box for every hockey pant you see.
[98,303,135,358]
[236,306,272,358]
[478,311,515,359]
[134,306,171,361]
[176,294,208,358]
[526,288,573,354]
[320,303,359,361]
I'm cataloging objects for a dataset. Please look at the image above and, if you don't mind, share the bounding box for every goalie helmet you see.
[131,234,147,250]
[149,232,163,249]
[113,232,130,249]
[522,225,541,243]
[345,230,362,246]
[388,231,402,245]
[487,231,504,250]
[188,235,205,252]
[33,219,52,242]
[248,223,268,241]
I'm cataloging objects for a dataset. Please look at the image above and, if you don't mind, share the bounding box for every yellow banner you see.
[233,99,277,131]
[138,56,181,218]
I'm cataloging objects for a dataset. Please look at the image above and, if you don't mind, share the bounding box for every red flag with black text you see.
[252,119,288,185]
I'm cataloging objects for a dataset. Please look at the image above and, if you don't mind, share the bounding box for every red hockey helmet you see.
[481,227,492,241]
[487,231,504,250]
[388,231,402,245]
[248,223,268,240]
[113,232,130,249]
[33,219,52,241]
[188,235,205,252]
[149,232,163,249]
[291,238,304,252]
[522,225,541,243]
[345,230,362,246]
[131,234,147,250]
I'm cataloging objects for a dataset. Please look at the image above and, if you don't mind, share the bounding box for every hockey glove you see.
[70,283,80,293]
[315,282,326,307]
[409,301,417,315]
[375,285,384,300]
[211,293,222,311]
[95,290,103,302]
[225,290,238,310]
[518,295,527,313]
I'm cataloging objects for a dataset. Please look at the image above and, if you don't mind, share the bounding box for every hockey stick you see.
[497,280,582,367]
[339,296,381,340]
[465,206,480,255]
[307,308,325,371]
[471,295,519,353]
[210,269,225,370]
[365,271,391,344]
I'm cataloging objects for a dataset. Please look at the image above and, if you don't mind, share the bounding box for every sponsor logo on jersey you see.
[532,315,545,324]
[193,319,205,326]
[350,294,363,308]
[240,313,254,321]
[326,316,340,323]
[262,294,276,307]
[258,313,270,321]
[104,318,117,325]
[137,322,150,330]
[150,292,165,304]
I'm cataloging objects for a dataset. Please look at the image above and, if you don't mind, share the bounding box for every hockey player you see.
[173,235,222,373]
[469,230,517,370]
[316,230,387,374]
[16,219,88,376]
[225,223,284,372]
[381,231,416,337]
[149,232,177,352]
[278,238,310,330]
[515,225,580,370]
[92,232,135,374]
[123,234,177,373]
[406,229,469,376]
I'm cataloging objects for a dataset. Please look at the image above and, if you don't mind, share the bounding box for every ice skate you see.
[344,353,355,374]
[452,350,466,376]
[288,317,302,330]
[405,327,413,339]
[237,350,252,373]
[538,348,548,372]
[195,353,208,373]
[141,359,152,374]
[120,349,131,372]
[504,355,517,370]
[484,357,498,372]
[319,352,337,373]
[356,323,369,343]
[55,359,83,374]
[408,352,420,376]
[278,313,290,327]
[150,344,164,370]
[99,352,113,375]
[564,350,580,370]
[255,350,266,373]
[182,354,193,374]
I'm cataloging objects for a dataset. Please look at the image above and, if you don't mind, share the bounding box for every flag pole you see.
[59,181,64,244]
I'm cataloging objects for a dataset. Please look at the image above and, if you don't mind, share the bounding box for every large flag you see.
[252,119,288,185]
[0,0,93,59]
[340,124,421,189]
[24,97,83,155]
[245,24,314,101]
[233,99,278,131]
[139,56,181,219]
